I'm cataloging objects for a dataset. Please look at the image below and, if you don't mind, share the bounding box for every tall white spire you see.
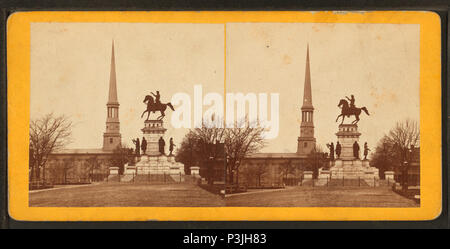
[107,40,118,104]
[103,40,121,151]
[302,44,313,109]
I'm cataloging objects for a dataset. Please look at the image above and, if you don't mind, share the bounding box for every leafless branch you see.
[29,113,73,181]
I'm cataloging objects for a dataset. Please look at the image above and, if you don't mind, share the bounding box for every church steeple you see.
[302,44,313,109]
[297,44,316,155]
[103,40,121,151]
[108,41,119,105]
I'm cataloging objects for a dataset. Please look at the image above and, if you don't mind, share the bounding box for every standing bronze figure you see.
[335,141,342,159]
[132,138,140,156]
[353,141,360,159]
[141,137,147,155]
[141,91,175,121]
[363,142,370,160]
[336,96,370,124]
[327,142,335,161]
[169,137,176,156]
[158,137,165,155]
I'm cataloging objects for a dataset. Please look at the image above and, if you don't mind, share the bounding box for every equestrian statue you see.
[335,95,370,124]
[141,91,175,121]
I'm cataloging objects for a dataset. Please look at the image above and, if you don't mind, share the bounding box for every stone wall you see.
[44,153,113,183]
[238,157,309,186]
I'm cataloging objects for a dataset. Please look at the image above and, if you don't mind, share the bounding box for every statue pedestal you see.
[384,171,395,181]
[125,164,136,175]
[135,156,184,175]
[326,159,379,186]
[316,169,330,186]
[142,120,166,156]
[302,171,314,185]
[131,119,185,180]
[190,166,200,177]
[109,166,119,175]
[336,124,361,160]
[319,124,379,186]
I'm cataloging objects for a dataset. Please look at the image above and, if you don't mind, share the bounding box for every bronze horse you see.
[336,99,370,124]
[141,95,175,120]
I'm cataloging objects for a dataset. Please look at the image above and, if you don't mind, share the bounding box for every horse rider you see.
[346,94,356,111]
[151,91,162,109]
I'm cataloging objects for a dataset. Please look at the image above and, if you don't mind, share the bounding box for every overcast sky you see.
[30,22,420,153]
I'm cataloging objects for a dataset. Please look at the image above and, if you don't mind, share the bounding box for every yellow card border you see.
[7,11,442,221]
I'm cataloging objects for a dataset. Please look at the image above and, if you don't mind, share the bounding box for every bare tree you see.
[305,145,327,179]
[224,120,265,184]
[371,119,419,188]
[175,132,198,175]
[279,159,295,184]
[176,118,265,185]
[192,121,226,162]
[254,161,269,186]
[29,113,73,182]
[61,157,75,184]
[108,144,134,175]
[243,161,269,187]
[370,136,399,178]
[384,119,420,159]
[176,121,226,183]
[86,156,99,181]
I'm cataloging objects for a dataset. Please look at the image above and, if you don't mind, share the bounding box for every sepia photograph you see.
[27,20,422,208]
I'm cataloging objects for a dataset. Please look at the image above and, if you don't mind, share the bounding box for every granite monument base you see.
[319,159,379,186]
[135,155,184,176]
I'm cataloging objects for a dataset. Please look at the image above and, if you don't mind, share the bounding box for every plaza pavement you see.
[29,182,418,207]
[225,186,419,207]
[29,182,225,207]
